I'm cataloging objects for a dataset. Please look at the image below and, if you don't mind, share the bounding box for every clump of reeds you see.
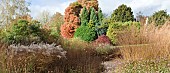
[117,21,170,61]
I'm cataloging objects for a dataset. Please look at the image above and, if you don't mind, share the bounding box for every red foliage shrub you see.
[94,35,111,44]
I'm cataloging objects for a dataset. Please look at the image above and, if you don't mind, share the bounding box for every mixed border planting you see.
[0,0,170,73]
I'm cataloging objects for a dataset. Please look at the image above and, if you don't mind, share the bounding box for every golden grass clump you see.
[117,21,170,61]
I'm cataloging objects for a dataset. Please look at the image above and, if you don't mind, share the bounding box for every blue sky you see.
[29,0,170,18]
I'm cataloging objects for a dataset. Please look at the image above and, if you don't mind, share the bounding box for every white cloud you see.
[98,0,132,16]
[30,0,170,18]
[99,0,170,17]
[30,0,76,19]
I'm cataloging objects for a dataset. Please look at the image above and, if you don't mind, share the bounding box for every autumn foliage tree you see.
[60,14,80,38]
[77,0,98,10]
[60,2,82,38]
[60,0,100,38]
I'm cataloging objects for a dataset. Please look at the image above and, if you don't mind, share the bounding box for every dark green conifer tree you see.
[89,7,98,26]
[149,10,169,26]
[111,4,134,22]
[80,7,89,26]
[98,8,103,25]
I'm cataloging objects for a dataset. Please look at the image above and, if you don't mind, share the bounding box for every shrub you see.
[149,10,169,26]
[39,28,59,44]
[106,21,140,44]
[96,18,111,36]
[96,23,108,36]
[111,4,134,22]
[87,20,95,29]
[94,35,111,44]
[49,28,59,39]
[74,26,97,42]
[96,27,108,36]
[123,21,140,29]
[2,20,42,44]
[106,22,123,44]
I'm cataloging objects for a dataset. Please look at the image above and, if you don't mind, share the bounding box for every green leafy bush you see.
[149,10,169,26]
[111,4,134,22]
[106,21,140,44]
[123,21,140,29]
[88,20,95,29]
[39,28,60,44]
[96,25,108,36]
[49,28,59,39]
[2,20,42,44]
[106,22,121,44]
[74,26,97,42]
[96,18,110,36]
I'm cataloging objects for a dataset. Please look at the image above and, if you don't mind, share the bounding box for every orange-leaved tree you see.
[60,2,82,38]
[60,0,99,38]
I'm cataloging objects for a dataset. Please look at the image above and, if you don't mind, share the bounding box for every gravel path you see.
[102,59,123,73]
